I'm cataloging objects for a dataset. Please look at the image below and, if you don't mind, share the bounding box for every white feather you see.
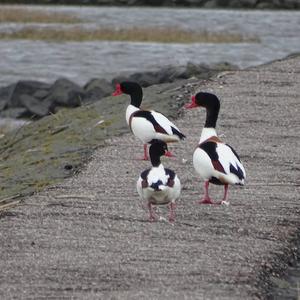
[127,106,182,144]
[193,148,216,180]
[137,164,181,205]
[199,128,217,144]
[126,104,139,125]
[147,165,168,185]
[131,117,159,143]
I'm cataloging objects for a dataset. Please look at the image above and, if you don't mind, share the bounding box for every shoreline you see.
[0,55,299,298]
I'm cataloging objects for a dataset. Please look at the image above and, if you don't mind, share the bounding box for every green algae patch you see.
[0,95,126,205]
[0,80,189,207]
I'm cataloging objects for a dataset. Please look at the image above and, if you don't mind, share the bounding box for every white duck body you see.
[193,128,246,186]
[185,92,246,205]
[137,164,181,205]
[126,104,184,144]
[114,81,185,160]
[136,140,181,221]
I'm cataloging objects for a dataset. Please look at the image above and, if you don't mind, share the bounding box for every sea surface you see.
[0,5,300,87]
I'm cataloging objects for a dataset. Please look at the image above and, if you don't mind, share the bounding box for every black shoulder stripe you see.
[165,168,175,188]
[133,110,158,126]
[199,141,219,161]
[165,168,175,180]
[133,110,167,134]
[140,169,150,180]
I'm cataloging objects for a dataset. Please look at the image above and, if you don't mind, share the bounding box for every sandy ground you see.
[0,57,299,299]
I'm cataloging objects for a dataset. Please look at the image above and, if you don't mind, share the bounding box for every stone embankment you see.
[0,55,299,298]
[0,0,300,8]
[0,62,236,119]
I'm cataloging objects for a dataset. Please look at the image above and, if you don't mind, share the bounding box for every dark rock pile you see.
[1,0,299,9]
[87,0,300,9]
[0,79,85,119]
[0,62,237,119]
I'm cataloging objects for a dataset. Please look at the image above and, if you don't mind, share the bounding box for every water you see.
[0,5,300,87]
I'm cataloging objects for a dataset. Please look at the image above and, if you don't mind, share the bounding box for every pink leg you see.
[221,184,230,205]
[198,181,214,204]
[143,144,149,161]
[136,144,149,160]
[168,202,176,222]
[148,202,156,222]
[214,184,230,205]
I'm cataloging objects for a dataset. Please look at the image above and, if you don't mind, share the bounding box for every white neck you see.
[155,164,165,171]
[126,104,139,125]
[199,128,217,143]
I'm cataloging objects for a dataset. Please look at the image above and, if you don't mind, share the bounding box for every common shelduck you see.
[185,92,246,205]
[136,140,181,222]
[112,81,186,160]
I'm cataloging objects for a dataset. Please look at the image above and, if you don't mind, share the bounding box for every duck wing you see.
[216,143,246,180]
[132,110,168,135]
[221,144,246,180]
[150,110,185,139]
[132,110,185,139]
[200,141,246,182]
[165,168,176,187]
[140,168,151,188]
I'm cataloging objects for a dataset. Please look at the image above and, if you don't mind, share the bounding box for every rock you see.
[256,2,277,8]
[112,66,187,88]
[158,65,187,82]
[44,78,84,108]
[0,78,86,118]
[0,80,51,118]
[129,70,164,86]
[32,89,49,100]
[20,95,51,118]
[215,0,230,6]
[0,0,299,8]
[0,78,85,118]
[112,62,238,88]
[5,81,51,108]
[0,102,6,113]
[0,62,238,120]
[83,78,114,103]
[203,0,218,8]
[0,84,13,111]
[0,107,29,119]
[226,0,257,8]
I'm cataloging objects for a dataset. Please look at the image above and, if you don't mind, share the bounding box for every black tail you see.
[150,180,163,191]
[171,127,186,140]
[230,164,245,181]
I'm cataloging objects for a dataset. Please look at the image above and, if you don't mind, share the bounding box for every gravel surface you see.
[0,56,299,299]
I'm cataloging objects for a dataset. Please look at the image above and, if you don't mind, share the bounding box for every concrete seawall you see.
[0,56,299,298]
